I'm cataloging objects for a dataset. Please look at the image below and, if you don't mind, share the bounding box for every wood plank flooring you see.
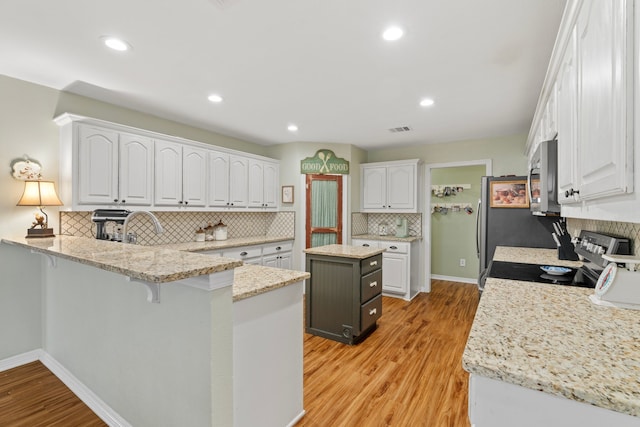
[0,279,478,426]
[0,361,106,426]
[298,279,480,427]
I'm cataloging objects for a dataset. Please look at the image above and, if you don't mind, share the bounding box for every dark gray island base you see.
[304,244,386,345]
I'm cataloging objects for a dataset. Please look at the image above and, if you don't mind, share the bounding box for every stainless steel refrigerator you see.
[476,176,557,291]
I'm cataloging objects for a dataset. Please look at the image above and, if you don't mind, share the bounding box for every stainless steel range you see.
[487,231,630,288]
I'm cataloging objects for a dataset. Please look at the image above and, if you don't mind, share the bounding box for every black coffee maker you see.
[91,209,131,240]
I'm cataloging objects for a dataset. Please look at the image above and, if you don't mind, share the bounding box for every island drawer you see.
[361,269,382,303]
[360,254,382,276]
[360,294,382,332]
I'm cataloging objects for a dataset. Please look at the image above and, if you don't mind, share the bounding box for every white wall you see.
[44,258,233,426]
[0,244,43,359]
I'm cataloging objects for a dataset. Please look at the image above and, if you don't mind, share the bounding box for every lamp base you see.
[26,228,55,238]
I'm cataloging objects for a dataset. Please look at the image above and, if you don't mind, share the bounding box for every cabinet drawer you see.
[360,254,382,276]
[380,242,409,254]
[351,239,378,248]
[361,269,382,303]
[361,294,382,332]
[262,241,293,255]
[223,246,261,259]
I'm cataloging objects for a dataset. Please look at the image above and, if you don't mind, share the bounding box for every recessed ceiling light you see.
[420,98,435,107]
[101,36,131,52]
[207,94,223,103]
[287,124,298,132]
[382,26,404,41]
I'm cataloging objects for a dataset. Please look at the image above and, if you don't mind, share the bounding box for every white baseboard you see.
[0,351,130,427]
[431,274,478,285]
[287,410,306,427]
[0,349,43,372]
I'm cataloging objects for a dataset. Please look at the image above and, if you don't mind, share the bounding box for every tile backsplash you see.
[60,211,295,246]
[351,212,422,237]
[567,217,640,255]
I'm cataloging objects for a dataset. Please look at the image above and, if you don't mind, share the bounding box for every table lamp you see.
[16,180,63,238]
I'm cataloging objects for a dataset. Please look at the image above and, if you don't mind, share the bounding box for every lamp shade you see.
[16,180,63,207]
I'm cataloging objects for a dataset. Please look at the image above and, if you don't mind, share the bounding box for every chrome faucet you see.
[122,211,164,244]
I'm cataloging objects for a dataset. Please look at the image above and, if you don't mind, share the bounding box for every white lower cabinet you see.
[262,242,293,269]
[469,375,640,427]
[352,239,418,300]
[203,241,293,269]
[381,246,408,295]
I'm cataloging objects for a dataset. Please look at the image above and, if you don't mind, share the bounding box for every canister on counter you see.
[214,220,228,240]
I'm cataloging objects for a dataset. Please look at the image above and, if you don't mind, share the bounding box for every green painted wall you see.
[366,133,529,177]
[430,165,485,280]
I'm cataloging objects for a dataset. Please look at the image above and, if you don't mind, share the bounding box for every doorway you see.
[305,174,343,248]
[424,160,492,292]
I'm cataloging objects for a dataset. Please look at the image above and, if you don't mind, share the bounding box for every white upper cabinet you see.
[77,125,153,206]
[209,152,251,208]
[248,159,279,209]
[208,151,231,207]
[155,140,206,207]
[229,155,249,208]
[527,0,637,222]
[362,167,387,210]
[576,0,633,200]
[361,160,420,212]
[77,125,119,205]
[182,146,207,206]
[556,27,579,205]
[55,114,280,212]
[119,133,154,206]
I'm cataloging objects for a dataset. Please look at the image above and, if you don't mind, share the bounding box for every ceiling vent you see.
[388,126,412,133]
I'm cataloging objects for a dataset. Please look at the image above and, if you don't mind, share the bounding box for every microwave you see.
[528,139,560,216]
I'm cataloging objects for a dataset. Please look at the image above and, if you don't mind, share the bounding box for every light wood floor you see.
[0,279,478,427]
[0,361,106,426]
[299,279,480,427]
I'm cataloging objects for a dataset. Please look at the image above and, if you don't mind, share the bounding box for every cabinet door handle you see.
[369,281,378,288]
[390,246,398,250]
[370,260,378,266]
[369,308,377,316]
[363,244,370,247]
[185,201,189,205]
[113,199,118,203]
[276,246,281,251]
[240,251,248,256]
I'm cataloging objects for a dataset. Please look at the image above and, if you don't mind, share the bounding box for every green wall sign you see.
[300,149,350,174]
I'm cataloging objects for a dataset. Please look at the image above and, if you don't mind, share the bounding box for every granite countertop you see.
[232,264,309,302]
[492,246,583,268]
[303,244,385,259]
[162,236,294,252]
[351,234,422,243]
[463,246,640,417]
[1,235,242,283]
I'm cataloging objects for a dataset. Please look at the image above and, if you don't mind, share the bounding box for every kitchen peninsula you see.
[463,246,640,427]
[0,235,308,427]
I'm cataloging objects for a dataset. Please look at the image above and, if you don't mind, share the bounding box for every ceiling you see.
[1,0,566,150]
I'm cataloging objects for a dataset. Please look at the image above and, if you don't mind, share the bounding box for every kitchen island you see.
[463,246,640,426]
[0,235,308,427]
[304,244,386,344]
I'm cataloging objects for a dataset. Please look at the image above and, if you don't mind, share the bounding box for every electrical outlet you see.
[459,258,466,267]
